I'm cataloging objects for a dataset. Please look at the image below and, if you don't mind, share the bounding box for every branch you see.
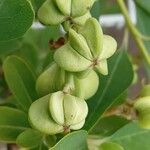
[117,0,150,66]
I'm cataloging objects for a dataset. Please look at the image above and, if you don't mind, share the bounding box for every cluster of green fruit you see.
[29,0,117,135]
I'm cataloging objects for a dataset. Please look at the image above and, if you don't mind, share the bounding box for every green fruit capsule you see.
[54,0,95,17]
[54,43,92,72]
[62,11,92,32]
[134,96,150,129]
[79,17,103,57]
[29,94,64,135]
[29,92,88,135]
[55,0,71,16]
[140,84,150,97]
[38,0,95,29]
[54,18,117,76]
[36,63,65,96]
[73,70,99,99]
[71,0,95,17]
[49,91,88,129]
[36,63,99,100]
[38,0,65,25]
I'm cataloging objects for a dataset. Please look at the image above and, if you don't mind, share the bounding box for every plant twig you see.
[117,0,150,66]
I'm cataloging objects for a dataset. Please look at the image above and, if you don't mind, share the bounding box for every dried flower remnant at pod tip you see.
[49,37,65,49]
[29,92,88,135]
[54,18,117,76]
[38,0,96,30]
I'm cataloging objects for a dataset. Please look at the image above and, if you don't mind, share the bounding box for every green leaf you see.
[136,2,150,53]
[135,0,150,14]
[110,91,127,108]
[84,51,133,130]
[0,106,30,142]
[0,96,18,108]
[0,0,34,41]
[16,129,43,149]
[15,42,38,69]
[42,51,54,70]
[90,116,129,137]
[30,0,46,13]
[135,2,150,77]
[3,56,38,112]
[109,122,150,150]
[27,143,48,150]
[99,142,124,150]
[91,0,120,19]
[50,131,88,150]
[0,39,22,56]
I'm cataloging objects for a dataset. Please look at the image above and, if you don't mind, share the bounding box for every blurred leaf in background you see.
[109,122,150,150]
[24,26,60,51]
[91,0,120,19]
[135,0,150,79]
[0,39,22,56]
[90,116,129,137]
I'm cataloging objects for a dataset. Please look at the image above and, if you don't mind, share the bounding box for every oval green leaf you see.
[3,56,38,112]
[110,122,150,150]
[0,0,34,41]
[0,106,30,142]
[16,129,43,149]
[50,130,88,150]
[90,116,129,137]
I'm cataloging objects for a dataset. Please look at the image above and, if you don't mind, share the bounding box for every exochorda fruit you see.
[36,62,99,99]
[134,84,150,129]
[38,0,95,30]
[140,84,150,97]
[73,70,99,99]
[54,18,117,76]
[134,96,150,129]
[36,63,66,96]
[29,92,88,135]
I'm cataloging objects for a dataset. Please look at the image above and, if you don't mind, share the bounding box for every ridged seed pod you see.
[29,92,88,135]
[134,96,150,129]
[140,84,150,97]
[36,63,65,96]
[38,0,95,30]
[73,70,99,99]
[54,18,117,76]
